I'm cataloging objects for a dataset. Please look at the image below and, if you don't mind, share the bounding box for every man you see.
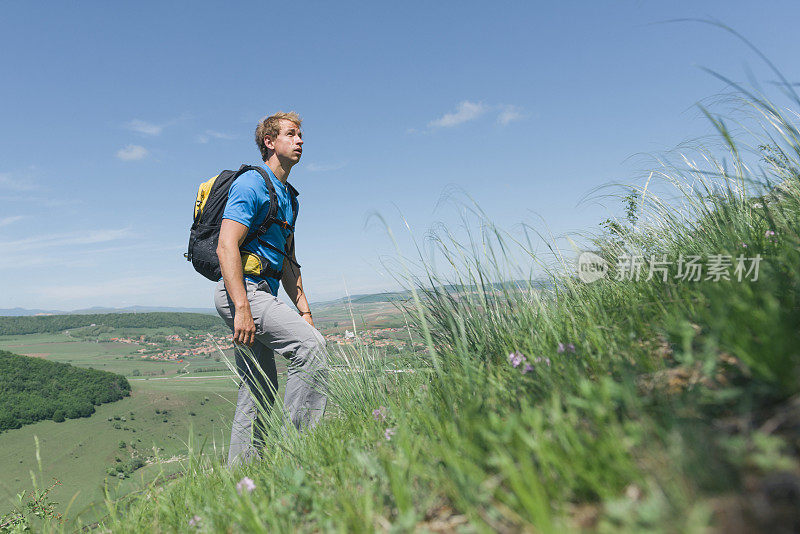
[214,111,327,466]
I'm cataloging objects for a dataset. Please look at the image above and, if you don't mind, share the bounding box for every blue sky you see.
[2,1,799,310]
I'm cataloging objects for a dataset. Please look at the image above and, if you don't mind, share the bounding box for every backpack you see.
[186,164,300,282]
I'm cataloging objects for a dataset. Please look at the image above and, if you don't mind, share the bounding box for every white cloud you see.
[0,228,132,254]
[126,119,163,136]
[0,172,37,192]
[428,101,488,128]
[305,162,347,172]
[116,145,149,161]
[497,105,524,125]
[125,115,191,136]
[197,130,236,144]
[0,215,25,228]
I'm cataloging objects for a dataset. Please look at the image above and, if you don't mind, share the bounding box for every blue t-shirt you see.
[221,166,297,295]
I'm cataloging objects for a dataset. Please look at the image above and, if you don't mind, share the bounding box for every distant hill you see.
[0,307,54,316]
[0,306,217,317]
[0,312,226,336]
[312,279,552,307]
[313,290,411,308]
[1,279,553,318]
[70,305,218,315]
[0,350,130,431]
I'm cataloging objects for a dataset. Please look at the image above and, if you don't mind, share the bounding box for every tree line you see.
[0,350,131,431]
[0,312,225,336]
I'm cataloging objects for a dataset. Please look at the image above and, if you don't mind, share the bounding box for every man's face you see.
[266,120,303,164]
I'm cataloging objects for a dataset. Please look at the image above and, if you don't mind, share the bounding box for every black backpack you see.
[186,164,300,282]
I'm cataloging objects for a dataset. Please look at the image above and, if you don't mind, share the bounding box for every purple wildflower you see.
[765,230,776,237]
[558,342,575,354]
[384,427,396,441]
[189,515,201,527]
[741,242,748,248]
[508,351,525,367]
[236,476,256,495]
[372,406,387,422]
[522,356,551,374]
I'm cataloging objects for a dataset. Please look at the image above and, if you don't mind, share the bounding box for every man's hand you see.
[233,303,256,346]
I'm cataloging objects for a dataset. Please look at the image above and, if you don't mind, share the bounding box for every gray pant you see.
[214,279,328,466]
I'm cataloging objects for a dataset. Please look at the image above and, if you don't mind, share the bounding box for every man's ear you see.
[264,135,275,151]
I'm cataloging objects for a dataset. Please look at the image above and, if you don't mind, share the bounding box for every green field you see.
[1,333,140,365]
[0,376,241,526]
[0,332,239,377]
[313,299,410,332]
[0,332,245,527]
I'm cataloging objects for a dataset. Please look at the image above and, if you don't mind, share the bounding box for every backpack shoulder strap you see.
[286,182,300,228]
[239,165,278,247]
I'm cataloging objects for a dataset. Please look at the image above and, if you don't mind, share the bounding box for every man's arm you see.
[217,219,256,345]
[281,234,314,327]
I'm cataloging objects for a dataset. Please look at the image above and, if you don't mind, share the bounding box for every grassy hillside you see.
[11,91,800,532]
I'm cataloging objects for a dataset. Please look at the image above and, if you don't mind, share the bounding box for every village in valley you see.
[105,326,422,364]
[106,333,233,363]
[323,326,425,352]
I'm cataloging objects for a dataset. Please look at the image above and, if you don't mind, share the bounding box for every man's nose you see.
[297,137,303,145]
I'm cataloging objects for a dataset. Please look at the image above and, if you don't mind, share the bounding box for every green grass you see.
[12,73,800,532]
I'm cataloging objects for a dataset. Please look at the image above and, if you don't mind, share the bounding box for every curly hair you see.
[255,112,302,161]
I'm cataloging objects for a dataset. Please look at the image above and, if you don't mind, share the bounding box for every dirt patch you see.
[21,353,51,358]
